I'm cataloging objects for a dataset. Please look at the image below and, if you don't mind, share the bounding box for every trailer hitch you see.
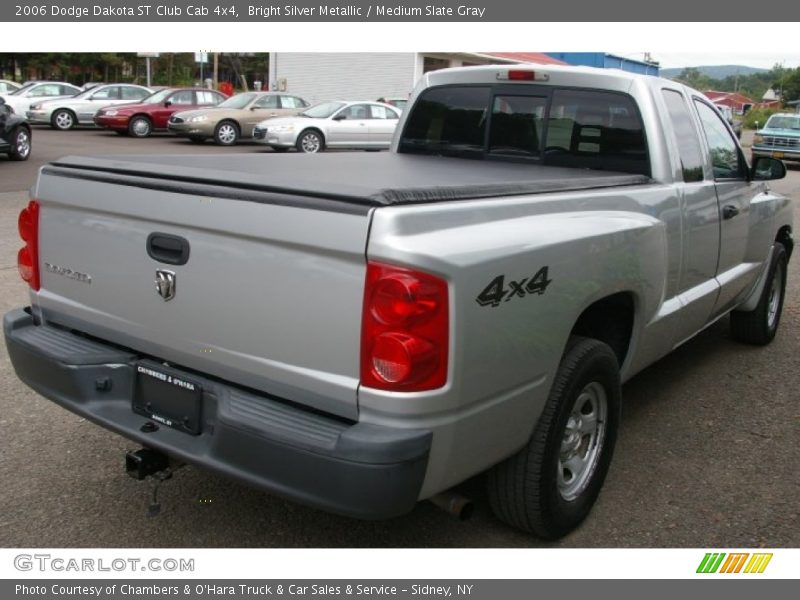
[125,448,182,517]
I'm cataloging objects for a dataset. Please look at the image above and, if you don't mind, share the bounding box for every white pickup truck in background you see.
[5,65,792,538]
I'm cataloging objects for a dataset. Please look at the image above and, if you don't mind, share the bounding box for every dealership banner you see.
[3,580,799,599]
[2,0,798,22]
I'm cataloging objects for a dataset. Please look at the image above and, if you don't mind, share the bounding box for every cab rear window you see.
[399,85,650,176]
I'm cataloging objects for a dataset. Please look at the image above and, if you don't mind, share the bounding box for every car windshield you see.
[9,82,36,96]
[765,115,800,130]
[300,102,346,119]
[70,87,99,99]
[218,93,257,109]
[141,89,177,104]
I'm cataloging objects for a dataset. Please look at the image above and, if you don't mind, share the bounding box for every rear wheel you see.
[487,337,621,539]
[8,127,31,161]
[730,242,787,345]
[128,116,152,138]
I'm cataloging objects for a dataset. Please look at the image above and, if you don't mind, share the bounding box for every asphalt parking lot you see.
[0,127,798,548]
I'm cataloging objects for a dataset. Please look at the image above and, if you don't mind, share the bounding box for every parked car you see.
[377,96,408,111]
[752,113,800,164]
[167,91,309,145]
[94,88,227,137]
[253,101,401,152]
[26,83,152,130]
[0,97,31,161]
[0,81,81,115]
[0,80,22,94]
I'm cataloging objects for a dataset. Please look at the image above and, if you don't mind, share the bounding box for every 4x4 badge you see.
[155,269,176,301]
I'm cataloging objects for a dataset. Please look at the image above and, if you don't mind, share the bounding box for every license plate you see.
[773,151,784,159]
[133,362,202,435]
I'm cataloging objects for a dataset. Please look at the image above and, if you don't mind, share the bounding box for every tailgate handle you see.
[147,233,190,265]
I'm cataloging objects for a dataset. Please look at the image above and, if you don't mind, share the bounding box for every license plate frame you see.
[133,362,203,435]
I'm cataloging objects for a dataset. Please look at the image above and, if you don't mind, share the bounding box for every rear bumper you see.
[4,308,431,519]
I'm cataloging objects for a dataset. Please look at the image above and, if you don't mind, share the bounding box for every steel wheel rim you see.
[15,130,30,157]
[558,381,607,501]
[301,133,320,152]
[132,119,150,136]
[217,124,236,144]
[767,264,783,329]
[55,112,73,129]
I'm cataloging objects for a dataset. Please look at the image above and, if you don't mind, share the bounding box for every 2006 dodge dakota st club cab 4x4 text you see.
[5,65,792,538]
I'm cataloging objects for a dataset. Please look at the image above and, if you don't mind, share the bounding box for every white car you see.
[0,80,23,94]
[26,83,152,130]
[0,81,81,115]
[253,100,401,153]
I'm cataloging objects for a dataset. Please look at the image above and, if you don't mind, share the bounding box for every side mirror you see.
[164,100,172,107]
[332,114,346,121]
[751,156,786,181]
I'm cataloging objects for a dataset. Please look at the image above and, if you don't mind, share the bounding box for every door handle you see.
[722,205,740,220]
[147,233,190,265]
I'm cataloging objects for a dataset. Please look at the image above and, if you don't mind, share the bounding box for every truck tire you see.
[487,337,621,539]
[8,127,31,161]
[730,242,787,345]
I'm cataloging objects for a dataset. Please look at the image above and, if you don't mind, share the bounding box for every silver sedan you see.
[253,101,401,153]
[0,81,80,115]
[26,83,152,129]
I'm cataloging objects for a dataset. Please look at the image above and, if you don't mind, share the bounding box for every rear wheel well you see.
[776,226,793,261]
[570,293,634,367]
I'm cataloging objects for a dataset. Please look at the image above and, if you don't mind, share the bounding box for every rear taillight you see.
[17,200,40,291]
[361,262,449,391]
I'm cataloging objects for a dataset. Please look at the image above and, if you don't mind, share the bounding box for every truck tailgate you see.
[32,160,372,420]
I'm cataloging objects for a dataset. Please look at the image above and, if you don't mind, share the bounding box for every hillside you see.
[660,65,768,79]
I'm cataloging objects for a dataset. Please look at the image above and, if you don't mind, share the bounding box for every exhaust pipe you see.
[429,491,474,520]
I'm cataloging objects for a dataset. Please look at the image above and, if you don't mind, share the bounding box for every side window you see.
[337,104,370,119]
[544,89,649,175]
[369,104,397,119]
[399,85,490,151]
[29,84,60,97]
[198,91,222,105]
[254,95,280,109]
[91,87,117,100]
[661,89,705,182]
[169,91,195,105]
[59,85,78,96]
[121,87,148,100]
[489,95,546,157]
[694,100,745,180]
[280,96,305,109]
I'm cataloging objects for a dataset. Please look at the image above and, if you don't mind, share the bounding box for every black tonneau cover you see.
[45,152,652,210]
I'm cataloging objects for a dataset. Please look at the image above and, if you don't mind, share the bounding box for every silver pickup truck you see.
[5,65,793,539]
